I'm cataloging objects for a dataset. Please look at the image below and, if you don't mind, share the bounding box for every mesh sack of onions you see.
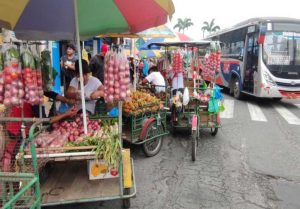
[2,45,23,107]
[22,48,44,105]
[104,50,131,103]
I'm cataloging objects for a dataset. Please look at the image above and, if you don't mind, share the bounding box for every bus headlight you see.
[263,72,276,86]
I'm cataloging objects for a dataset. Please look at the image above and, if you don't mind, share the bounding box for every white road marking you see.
[273,104,300,125]
[247,102,267,122]
[220,100,234,119]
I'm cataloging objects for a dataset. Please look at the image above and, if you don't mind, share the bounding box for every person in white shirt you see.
[66,59,104,114]
[142,66,166,93]
[171,72,184,96]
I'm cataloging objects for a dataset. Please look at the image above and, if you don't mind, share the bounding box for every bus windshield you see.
[263,31,300,79]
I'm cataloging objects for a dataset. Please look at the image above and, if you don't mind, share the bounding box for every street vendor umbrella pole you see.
[74,1,88,134]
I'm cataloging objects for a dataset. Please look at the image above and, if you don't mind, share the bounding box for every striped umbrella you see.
[138,50,161,58]
[0,0,175,40]
[0,0,174,134]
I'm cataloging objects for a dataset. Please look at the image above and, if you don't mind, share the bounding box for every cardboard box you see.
[87,160,119,180]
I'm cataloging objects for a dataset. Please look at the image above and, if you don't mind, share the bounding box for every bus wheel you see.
[233,77,242,99]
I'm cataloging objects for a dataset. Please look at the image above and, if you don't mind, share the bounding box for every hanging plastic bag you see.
[219,100,225,112]
[208,97,219,113]
[214,85,223,100]
[183,87,190,106]
[108,107,119,117]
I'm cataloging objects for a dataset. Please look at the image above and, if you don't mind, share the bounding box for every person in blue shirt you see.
[142,57,149,78]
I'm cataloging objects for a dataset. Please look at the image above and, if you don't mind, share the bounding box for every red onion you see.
[114,82,120,88]
[114,94,120,100]
[4,91,11,98]
[114,88,120,95]
[120,85,127,91]
[11,87,18,95]
[108,67,114,73]
[109,80,114,86]
[108,73,114,80]
[120,92,126,100]
[109,87,114,94]
[11,97,18,105]
[108,95,114,102]
[3,98,10,106]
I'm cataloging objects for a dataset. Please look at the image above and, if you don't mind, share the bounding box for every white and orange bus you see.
[205,17,300,99]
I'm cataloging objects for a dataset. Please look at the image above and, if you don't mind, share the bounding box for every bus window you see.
[296,39,300,65]
[262,32,300,79]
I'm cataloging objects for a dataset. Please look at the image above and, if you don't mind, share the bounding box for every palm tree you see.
[173,18,194,34]
[201,19,220,38]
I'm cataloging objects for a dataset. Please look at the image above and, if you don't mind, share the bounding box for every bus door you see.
[243,33,259,93]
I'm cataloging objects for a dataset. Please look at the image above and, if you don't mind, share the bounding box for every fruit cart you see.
[148,41,223,161]
[0,103,136,209]
[0,115,47,209]
[122,90,168,157]
[23,104,136,208]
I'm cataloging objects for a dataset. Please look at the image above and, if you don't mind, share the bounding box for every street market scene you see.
[0,0,300,209]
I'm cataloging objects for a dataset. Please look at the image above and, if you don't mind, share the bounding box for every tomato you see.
[4,67,11,75]
[16,70,22,77]
[110,168,118,176]
[37,79,42,86]
[5,75,12,84]
[10,72,18,79]
[24,68,32,74]
[26,78,33,84]
[11,62,19,68]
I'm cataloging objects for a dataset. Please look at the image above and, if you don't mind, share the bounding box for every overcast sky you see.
[167,0,300,40]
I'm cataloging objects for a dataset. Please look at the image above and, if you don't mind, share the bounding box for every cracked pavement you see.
[48,96,300,209]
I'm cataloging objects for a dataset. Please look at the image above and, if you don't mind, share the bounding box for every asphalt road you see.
[47,94,300,209]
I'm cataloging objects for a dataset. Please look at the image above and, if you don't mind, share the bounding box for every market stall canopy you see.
[0,0,175,40]
[138,50,161,58]
[139,38,165,50]
[97,24,176,38]
[148,41,212,48]
[140,32,194,50]
[137,25,175,38]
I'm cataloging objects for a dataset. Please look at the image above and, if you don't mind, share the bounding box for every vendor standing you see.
[60,43,78,91]
[66,59,104,115]
[170,71,184,96]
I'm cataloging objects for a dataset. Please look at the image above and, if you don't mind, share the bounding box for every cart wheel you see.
[142,121,163,157]
[191,130,197,161]
[122,188,131,209]
[211,127,218,136]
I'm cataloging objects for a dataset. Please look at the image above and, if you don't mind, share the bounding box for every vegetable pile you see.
[0,44,46,107]
[32,116,121,169]
[103,51,131,103]
[67,122,121,168]
[2,46,23,107]
[202,41,221,79]
[22,48,44,105]
[172,51,183,74]
[123,91,161,116]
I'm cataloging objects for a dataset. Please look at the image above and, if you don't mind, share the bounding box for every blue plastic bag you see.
[108,107,119,117]
[208,98,219,113]
[58,102,69,113]
[212,85,223,100]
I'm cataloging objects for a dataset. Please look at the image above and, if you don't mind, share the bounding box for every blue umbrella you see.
[139,38,164,50]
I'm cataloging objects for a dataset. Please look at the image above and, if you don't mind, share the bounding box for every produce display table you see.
[40,159,136,206]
